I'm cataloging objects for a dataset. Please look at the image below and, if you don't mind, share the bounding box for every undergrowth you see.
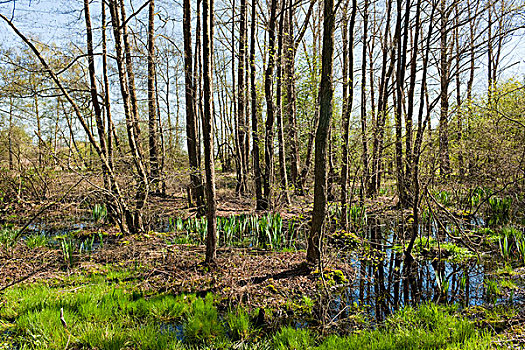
[0,270,497,350]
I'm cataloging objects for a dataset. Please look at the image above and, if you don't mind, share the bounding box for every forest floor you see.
[1,174,525,348]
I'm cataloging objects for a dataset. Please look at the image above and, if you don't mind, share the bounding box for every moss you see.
[313,268,348,285]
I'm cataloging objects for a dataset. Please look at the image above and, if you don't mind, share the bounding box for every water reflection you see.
[336,217,499,322]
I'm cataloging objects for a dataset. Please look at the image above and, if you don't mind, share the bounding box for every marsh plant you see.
[91,203,107,223]
[487,196,512,226]
[25,233,49,249]
[170,213,299,250]
[60,237,76,267]
[496,226,525,264]
[349,205,367,230]
[57,233,103,267]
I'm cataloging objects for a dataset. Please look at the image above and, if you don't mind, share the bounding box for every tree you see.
[263,0,279,210]
[183,0,206,212]
[203,0,218,264]
[250,0,264,210]
[340,0,357,229]
[147,0,161,194]
[236,0,248,194]
[307,0,336,264]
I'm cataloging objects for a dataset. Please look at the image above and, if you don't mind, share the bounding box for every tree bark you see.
[236,0,248,194]
[307,0,336,264]
[250,0,264,210]
[263,0,279,210]
[340,0,357,229]
[147,0,161,193]
[203,0,218,264]
[439,0,451,177]
[184,0,206,212]
[276,0,291,205]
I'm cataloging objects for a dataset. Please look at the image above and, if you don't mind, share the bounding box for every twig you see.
[0,264,49,293]
[13,177,84,242]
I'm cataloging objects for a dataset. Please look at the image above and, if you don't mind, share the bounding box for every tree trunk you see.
[263,0,279,210]
[394,0,409,207]
[203,0,218,264]
[184,0,206,212]
[8,97,13,171]
[307,0,336,264]
[340,0,357,229]
[251,0,264,210]
[359,0,369,201]
[236,0,248,194]
[276,0,291,205]
[147,0,161,193]
[101,0,115,173]
[368,0,394,197]
[108,0,149,233]
[439,0,451,177]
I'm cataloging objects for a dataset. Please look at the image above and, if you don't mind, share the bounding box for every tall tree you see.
[108,0,150,231]
[263,0,279,210]
[276,0,291,204]
[340,0,357,229]
[203,0,218,264]
[360,0,370,202]
[307,0,336,264]
[438,0,452,177]
[148,0,161,194]
[236,0,248,194]
[285,0,316,193]
[368,0,396,197]
[250,0,264,210]
[184,0,206,212]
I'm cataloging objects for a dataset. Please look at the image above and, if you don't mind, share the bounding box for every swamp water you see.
[321,213,525,324]
[16,211,522,324]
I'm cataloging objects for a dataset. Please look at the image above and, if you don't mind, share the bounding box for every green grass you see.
[0,271,497,350]
[0,273,191,349]
[24,233,49,249]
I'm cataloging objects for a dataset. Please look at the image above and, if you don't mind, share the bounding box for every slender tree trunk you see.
[109,0,149,232]
[203,0,218,264]
[236,0,248,194]
[455,5,464,179]
[250,0,264,210]
[307,0,336,264]
[184,0,206,212]
[196,0,203,168]
[35,93,42,168]
[84,0,113,212]
[404,1,436,301]
[439,0,451,177]
[8,97,13,171]
[360,0,369,200]
[405,0,423,189]
[340,0,357,229]
[284,0,299,192]
[263,0,279,210]
[147,0,161,193]
[276,0,290,205]
[394,0,409,207]
[369,0,394,197]
[299,15,321,191]
[101,0,115,172]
